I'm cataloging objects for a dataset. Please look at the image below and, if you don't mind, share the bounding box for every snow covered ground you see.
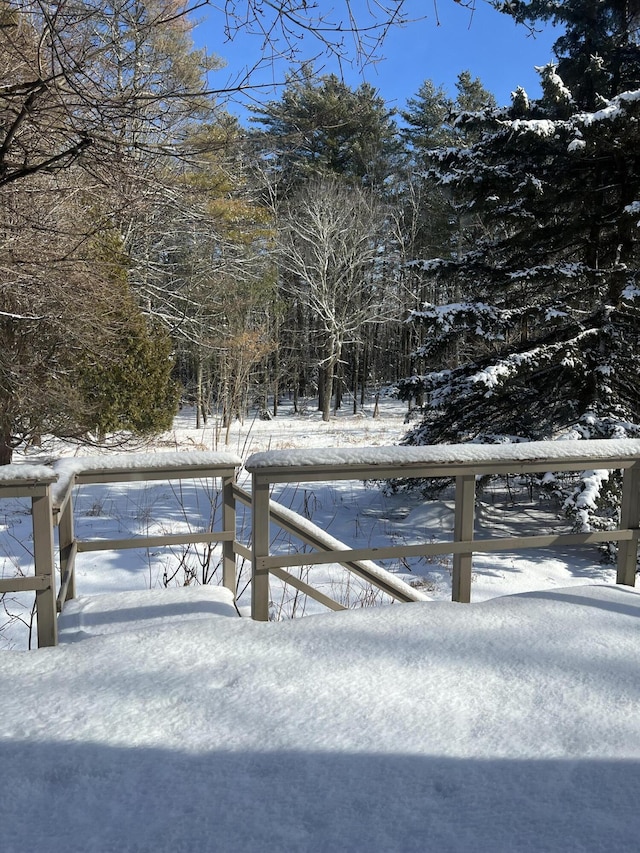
[2,584,640,852]
[0,396,638,850]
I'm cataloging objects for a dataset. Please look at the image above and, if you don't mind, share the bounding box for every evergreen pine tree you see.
[77,231,179,438]
[248,69,398,192]
[399,2,640,454]
[395,73,497,378]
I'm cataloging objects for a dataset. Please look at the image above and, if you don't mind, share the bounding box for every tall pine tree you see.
[399,1,640,450]
[248,71,399,412]
[248,69,397,193]
[395,73,496,382]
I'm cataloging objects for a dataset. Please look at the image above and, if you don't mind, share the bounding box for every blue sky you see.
[192,1,560,119]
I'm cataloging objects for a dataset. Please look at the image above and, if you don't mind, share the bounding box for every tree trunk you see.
[318,364,325,413]
[196,357,204,429]
[333,367,343,413]
[272,349,280,417]
[332,341,343,415]
[0,425,13,465]
[319,362,333,422]
[352,345,359,414]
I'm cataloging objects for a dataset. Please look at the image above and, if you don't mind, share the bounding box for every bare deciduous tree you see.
[0,0,211,461]
[277,176,394,420]
[220,0,416,75]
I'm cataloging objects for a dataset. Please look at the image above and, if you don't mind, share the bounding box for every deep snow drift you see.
[1,584,640,852]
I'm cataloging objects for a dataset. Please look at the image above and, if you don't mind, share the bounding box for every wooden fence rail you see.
[0,439,639,646]
[0,453,240,647]
[245,438,640,620]
[232,482,428,615]
[51,453,241,624]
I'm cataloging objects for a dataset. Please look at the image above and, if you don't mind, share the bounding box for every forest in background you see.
[1,0,639,532]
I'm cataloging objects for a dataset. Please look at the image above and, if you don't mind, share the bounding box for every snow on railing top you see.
[245,438,640,471]
[0,463,57,482]
[54,450,241,475]
[52,451,241,504]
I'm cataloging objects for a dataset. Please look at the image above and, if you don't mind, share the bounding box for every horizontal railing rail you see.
[0,453,241,647]
[245,438,640,620]
[51,452,242,623]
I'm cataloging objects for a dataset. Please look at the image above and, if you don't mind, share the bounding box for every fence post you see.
[222,472,236,594]
[32,487,57,647]
[252,476,270,621]
[58,489,76,607]
[617,463,640,587]
[452,474,475,603]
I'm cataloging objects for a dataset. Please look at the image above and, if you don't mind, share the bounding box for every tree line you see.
[1,0,639,502]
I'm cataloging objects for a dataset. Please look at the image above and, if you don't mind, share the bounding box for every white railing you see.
[0,439,639,646]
